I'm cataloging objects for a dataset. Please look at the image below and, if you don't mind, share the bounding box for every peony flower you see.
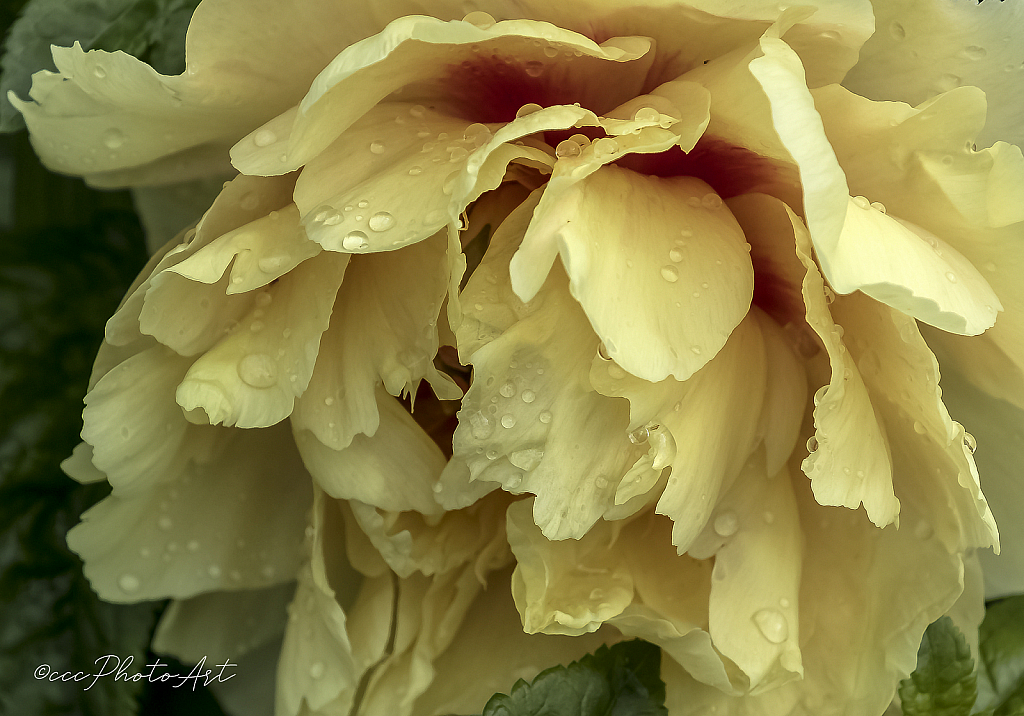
[14,0,1024,714]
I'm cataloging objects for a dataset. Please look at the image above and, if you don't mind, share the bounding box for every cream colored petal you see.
[456,195,642,540]
[152,581,295,664]
[60,442,106,484]
[175,252,347,428]
[508,89,710,305]
[231,15,653,175]
[507,499,635,636]
[689,455,803,694]
[82,347,200,494]
[410,566,616,716]
[291,229,456,452]
[792,205,900,527]
[830,292,998,554]
[346,491,512,580]
[532,165,753,382]
[66,421,311,602]
[844,0,1024,148]
[813,82,1024,408]
[829,197,1000,335]
[293,387,445,516]
[931,347,1024,598]
[746,28,851,294]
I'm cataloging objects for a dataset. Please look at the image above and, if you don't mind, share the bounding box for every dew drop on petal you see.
[93,65,107,79]
[253,129,277,147]
[408,166,423,176]
[238,353,278,388]
[368,212,396,232]
[524,61,545,77]
[961,45,987,60]
[713,510,739,537]
[469,412,494,439]
[521,389,536,403]
[118,574,140,593]
[515,103,543,118]
[889,21,906,40]
[945,271,957,284]
[753,609,789,643]
[913,421,927,435]
[964,432,977,454]
[852,196,871,210]
[103,128,125,149]
[555,139,581,158]
[158,516,173,530]
[208,565,222,578]
[668,248,684,263]
[701,193,723,210]
[463,11,496,28]
[309,662,325,679]
[660,265,679,282]
[342,231,370,250]
[539,410,552,424]
[369,140,386,154]
[499,381,516,398]
[501,414,517,428]
[410,104,426,118]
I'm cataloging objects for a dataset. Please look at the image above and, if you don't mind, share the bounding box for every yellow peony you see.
[14,0,1024,714]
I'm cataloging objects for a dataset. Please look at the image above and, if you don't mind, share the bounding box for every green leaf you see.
[0,0,199,133]
[976,596,1024,716]
[898,616,978,716]
[0,130,159,715]
[479,639,667,716]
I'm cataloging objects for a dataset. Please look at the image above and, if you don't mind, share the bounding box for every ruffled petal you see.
[829,196,1000,335]
[231,15,653,175]
[793,206,900,527]
[66,421,311,602]
[152,581,295,663]
[291,229,457,451]
[910,342,1021,597]
[521,165,753,383]
[843,0,1024,148]
[455,193,643,540]
[813,82,1024,408]
[175,252,348,428]
[293,387,446,515]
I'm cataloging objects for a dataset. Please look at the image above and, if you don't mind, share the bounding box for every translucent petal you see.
[66,421,311,602]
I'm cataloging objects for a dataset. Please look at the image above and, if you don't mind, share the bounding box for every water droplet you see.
[158,516,173,530]
[763,511,775,524]
[870,201,886,214]
[501,414,517,429]
[812,385,828,407]
[555,139,581,158]
[524,60,544,77]
[408,165,423,176]
[102,128,125,149]
[852,195,871,210]
[118,574,140,593]
[515,103,543,118]
[93,65,107,79]
[253,129,277,147]
[689,345,702,355]
[945,271,957,284]
[261,565,276,579]
[309,662,325,679]
[187,540,200,552]
[913,421,926,435]
[238,353,278,388]
[368,212,396,232]
[342,231,370,251]
[713,510,739,537]
[806,436,819,452]
[499,381,516,398]
[661,265,679,282]
[963,432,977,454]
[208,565,222,578]
[961,45,987,60]
[779,597,791,608]
[357,200,369,209]
[258,255,289,273]
[889,21,906,40]
[595,476,609,489]
[628,425,651,444]
[592,137,617,158]
[753,609,789,643]
[701,193,723,210]
[469,412,494,439]
[668,248,684,263]
[539,410,552,424]
[507,473,523,488]
[312,206,341,225]
[914,519,934,540]
[410,104,426,118]
[463,10,496,29]
[521,389,536,403]
[369,140,386,154]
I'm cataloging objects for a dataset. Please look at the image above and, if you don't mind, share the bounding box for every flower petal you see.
[526,164,753,382]
[175,252,348,428]
[291,229,457,452]
[843,0,1024,148]
[293,387,446,515]
[66,421,311,602]
[455,194,643,540]
[231,15,653,175]
[152,581,295,664]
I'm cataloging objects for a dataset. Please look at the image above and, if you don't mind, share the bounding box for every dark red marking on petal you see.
[614,136,791,199]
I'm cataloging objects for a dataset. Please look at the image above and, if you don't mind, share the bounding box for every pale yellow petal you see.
[175,252,347,428]
[67,421,311,602]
